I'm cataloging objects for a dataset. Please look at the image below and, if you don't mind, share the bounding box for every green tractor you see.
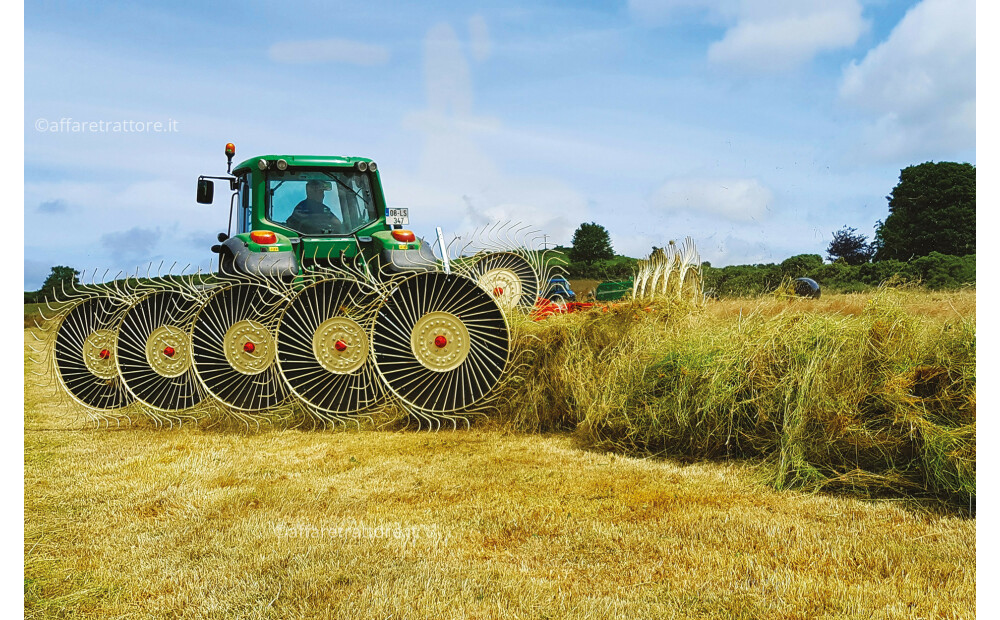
[196,144,440,279]
[36,144,555,425]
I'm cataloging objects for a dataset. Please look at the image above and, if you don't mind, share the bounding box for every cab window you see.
[237,175,251,234]
[266,168,378,235]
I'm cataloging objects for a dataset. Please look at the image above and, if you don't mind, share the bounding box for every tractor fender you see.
[220,237,298,278]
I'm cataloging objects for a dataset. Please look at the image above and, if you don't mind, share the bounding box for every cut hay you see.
[496,287,975,508]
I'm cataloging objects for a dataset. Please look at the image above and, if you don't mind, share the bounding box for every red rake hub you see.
[493,287,504,297]
[334,340,348,352]
[163,346,175,358]
[434,335,448,349]
[243,342,256,354]
[99,349,111,360]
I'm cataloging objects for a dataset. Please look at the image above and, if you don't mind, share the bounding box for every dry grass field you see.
[701,288,976,323]
[24,291,976,618]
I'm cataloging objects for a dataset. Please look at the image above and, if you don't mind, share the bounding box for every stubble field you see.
[24,290,975,618]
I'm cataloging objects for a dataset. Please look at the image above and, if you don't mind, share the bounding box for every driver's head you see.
[306,180,332,202]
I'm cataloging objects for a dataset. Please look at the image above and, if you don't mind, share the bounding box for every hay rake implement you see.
[30,145,572,428]
[632,237,703,302]
[32,246,563,429]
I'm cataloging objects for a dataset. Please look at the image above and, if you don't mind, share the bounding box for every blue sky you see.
[23,0,977,290]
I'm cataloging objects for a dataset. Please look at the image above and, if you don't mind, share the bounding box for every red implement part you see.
[530,297,597,320]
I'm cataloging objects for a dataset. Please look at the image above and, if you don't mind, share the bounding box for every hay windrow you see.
[496,288,976,508]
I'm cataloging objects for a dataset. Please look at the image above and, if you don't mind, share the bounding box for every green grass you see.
[24,303,47,328]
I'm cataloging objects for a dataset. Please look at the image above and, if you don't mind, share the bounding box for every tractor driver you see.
[286,179,344,234]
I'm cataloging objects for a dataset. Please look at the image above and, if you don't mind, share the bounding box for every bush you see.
[911,252,976,289]
[780,253,824,275]
[702,254,974,297]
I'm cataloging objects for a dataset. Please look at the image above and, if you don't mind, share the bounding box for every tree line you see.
[558,161,975,293]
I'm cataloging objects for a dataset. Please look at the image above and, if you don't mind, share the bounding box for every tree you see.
[39,266,80,299]
[826,227,873,265]
[569,222,614,264]
[873,162,975,261]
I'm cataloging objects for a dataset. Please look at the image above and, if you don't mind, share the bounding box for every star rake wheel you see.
[276,278,384,416]
[191,283,289,412]
[53,297,134,411]
[115,290,203,415]
[372,272,510,414]
[470,251,540,311]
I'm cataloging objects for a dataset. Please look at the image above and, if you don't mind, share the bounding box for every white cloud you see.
[708,1,867,71]
[609,231,668,261]
[423,23,474,116]
[268,38,390,66]
[708,234,773,265]
[839,0,975,159]
[628,0,867,71]
[649,177,773,222]
[611,228,777,268]
[468,15,491,62]
[390,22,589,248]
[387,116,587,247]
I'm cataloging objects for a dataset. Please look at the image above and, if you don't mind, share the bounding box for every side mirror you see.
[197,179,215,204]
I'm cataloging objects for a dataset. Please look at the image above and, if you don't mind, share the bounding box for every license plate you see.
[386,208,409,226]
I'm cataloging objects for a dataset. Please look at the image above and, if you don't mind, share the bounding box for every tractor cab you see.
[197,145,435,278]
